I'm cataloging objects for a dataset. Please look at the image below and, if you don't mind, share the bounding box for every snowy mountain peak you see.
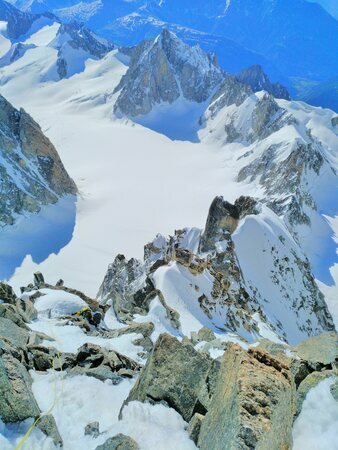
[114,29,224,117]
[49,22,114,78]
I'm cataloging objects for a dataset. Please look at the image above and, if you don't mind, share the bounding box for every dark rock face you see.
[96,254,155,321]
[121,333,220,422]
[234,196,260,219]
[237,64,290,100]
[114,29,224,117]
[198,345,295,450]
[85,421,100,438]
[0,95,77,226]
[199,196,239,252]
[0,282,17,303]
[69,342,141,383]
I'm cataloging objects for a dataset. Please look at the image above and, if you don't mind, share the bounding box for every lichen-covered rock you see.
[95,434,139,450]
[198,344,295,450]
[122,333,219,422]
[330,378,338,402]
[0,350,40,422]
[108,321,154,339]
[0,303,29,329]
[193,327,216,343]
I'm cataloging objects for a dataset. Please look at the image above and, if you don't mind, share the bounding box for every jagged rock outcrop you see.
[0,95,77,226]
[114,29,224,117]
[237,135,331,230]
[237,64,290,100]
[198,344,295,450]
[199,196,240,252]
[0,339,41,423]
[121,333,220,422]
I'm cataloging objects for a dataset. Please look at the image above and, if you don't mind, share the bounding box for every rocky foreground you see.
[0,195,337,449]
[0,270,337,448]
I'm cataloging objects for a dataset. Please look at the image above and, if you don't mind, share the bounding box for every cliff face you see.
[114,29,224,118]
[0,95,77,226]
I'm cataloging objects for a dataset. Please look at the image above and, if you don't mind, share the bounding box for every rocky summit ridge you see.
[98,195,335,345]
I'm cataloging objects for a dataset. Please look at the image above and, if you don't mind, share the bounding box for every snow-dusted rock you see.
[99,196,335,345]
[122,333,219,422]
[0,95,77,226]
[49,22,114,79]
[114,29,224,118]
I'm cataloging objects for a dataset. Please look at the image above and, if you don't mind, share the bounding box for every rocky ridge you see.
[0,272,336,449]
[98,196,335,345]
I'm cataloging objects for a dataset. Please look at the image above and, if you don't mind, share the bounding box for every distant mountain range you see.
[3,0,337,110]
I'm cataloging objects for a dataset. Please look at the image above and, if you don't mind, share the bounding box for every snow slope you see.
[0,26,254,295]
[0,25,337,332]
